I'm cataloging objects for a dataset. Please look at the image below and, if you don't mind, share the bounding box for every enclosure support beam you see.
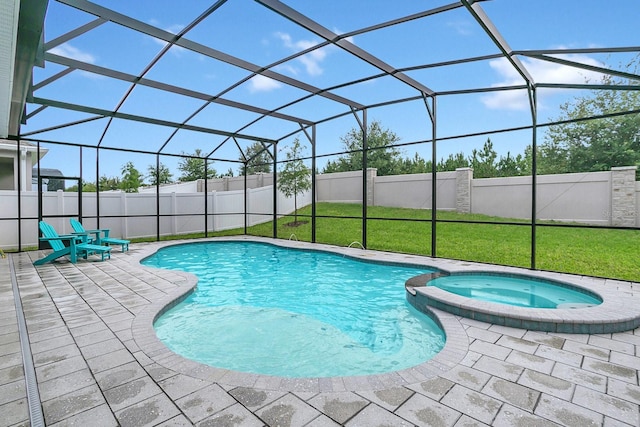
[57,0,361,108]
[36,142,41,228]
[205,158,209,237]
[273,144,278,239]
[422,94,437,257]
[156,154,161,241]
[243,165,248,235]
[362,110,368,249]
[44,17,106,51]
[96,149,100,228]
[430,97,438,257]
[462,0,534,87]
[79,147,83,221]
[43,53,312,126]
[256,0,434,97]
[311,125,317,244]
[530,88,538,270]
[29,97,275,144]
[16,137,22,252]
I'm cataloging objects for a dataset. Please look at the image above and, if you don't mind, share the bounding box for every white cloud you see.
[48,43,103,79]
[275,32,327,76]
[482,88,530,111]
[278,64,299,76]
[482,53,606,110]
[298,51,326,76]
[49,43,96,63]
[164,24,185,36]
[249,74,282,93]
[340,34,355,45]
[447,20,473,36]
[149,23,186,55]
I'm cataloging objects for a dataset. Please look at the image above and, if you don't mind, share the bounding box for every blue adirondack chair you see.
[70,218,130,252]
[33,221,112,266]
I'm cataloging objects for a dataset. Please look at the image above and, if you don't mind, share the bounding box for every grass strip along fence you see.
[133,202,639,283]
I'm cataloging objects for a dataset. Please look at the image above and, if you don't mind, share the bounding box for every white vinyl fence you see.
[0,186,311,250]
[2,167,638,250]
[316,167,639,227]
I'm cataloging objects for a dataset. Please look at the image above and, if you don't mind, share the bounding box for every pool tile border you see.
[131,237,469,392]
[130,236,640,393]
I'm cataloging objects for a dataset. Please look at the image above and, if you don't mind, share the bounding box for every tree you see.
[220,168,234,177]
[437,152,469,172]
[277,138,311,225]
[147,163,173,185]
[398,152,432,174]
[66,181,97,192]
[322,120,403,176]
[468,138,499,178]
[534,139,568,175]
[495,152,528,177]
[319,122,534,179]
[119,162,144,193]
[240,142,272,175]
[178,149,217,181]
[538,56,640,177]
[46,177,65,192]
[436,139,528,177]
[99,175,121,191]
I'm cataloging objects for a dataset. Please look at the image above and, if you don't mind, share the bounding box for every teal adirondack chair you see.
[34,221,112,266]
[70,218,130,252]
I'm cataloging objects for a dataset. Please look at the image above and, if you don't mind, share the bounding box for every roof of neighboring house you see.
[33,168,64,177]
[0,139,48,159]
[31,168,65,186]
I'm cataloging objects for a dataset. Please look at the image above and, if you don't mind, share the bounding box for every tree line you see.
[65,142,276,192]
[323,57,640,179]
[66,148,231,193]
[322,123,530,179]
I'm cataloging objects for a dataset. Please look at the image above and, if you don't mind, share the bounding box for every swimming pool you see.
[143,241,445,377]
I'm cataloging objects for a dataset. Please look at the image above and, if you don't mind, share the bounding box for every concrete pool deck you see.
[1,237,639,426]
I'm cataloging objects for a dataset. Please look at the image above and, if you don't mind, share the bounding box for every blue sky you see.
[23,0,640,182]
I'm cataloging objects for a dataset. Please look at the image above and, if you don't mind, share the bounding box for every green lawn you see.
[135,202,640,282]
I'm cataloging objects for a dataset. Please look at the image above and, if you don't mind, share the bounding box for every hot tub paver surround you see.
[2,237,639,426]
[407,268,640,334]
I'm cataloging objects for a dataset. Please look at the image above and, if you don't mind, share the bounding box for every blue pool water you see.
[427,273,602,309]
[143,241,445,377]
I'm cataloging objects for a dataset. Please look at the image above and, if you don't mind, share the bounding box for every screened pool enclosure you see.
[2,0,640,280]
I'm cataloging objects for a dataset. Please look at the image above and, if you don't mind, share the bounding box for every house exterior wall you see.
[0,140,41,191]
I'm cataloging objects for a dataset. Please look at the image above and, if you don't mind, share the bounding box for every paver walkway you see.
[1,238,639,426]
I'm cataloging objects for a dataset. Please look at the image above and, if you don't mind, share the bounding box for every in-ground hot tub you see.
[423,271,602,309]
[406,270,640,334]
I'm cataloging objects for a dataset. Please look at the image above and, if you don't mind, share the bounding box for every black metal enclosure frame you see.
[4,0,640,276]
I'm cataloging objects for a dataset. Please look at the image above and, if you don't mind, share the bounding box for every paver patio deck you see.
[1,237,639,426]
